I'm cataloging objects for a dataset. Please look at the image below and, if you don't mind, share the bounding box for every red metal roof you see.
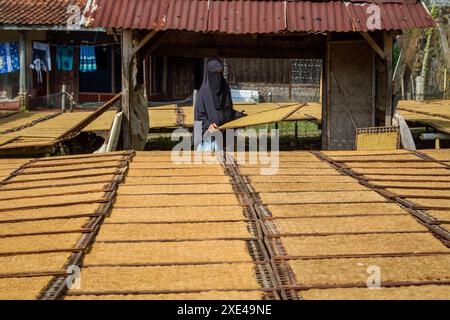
[287,1,354,33]
[84,0,435,33]
[0,0,87,26]
[345,2,435,32]
[208,0,286,34]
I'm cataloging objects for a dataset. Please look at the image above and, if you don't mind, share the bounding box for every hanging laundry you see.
[56,46,74,71]
[79,45,97,72]
[29,42,51,83]
[0,42,20,74]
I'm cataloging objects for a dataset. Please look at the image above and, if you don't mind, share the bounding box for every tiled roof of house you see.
[0,0,87,26]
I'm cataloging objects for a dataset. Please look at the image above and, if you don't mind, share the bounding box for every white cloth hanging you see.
[29,42,51,83]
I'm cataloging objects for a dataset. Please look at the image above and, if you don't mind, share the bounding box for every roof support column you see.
[121,29,133,149]
[19,31,28,112]
[384,31,394,126]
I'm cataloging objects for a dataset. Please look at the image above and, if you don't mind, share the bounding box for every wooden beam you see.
[132,30,157,55]
[152,46,322,59]
[360,32,386,60]
[384,31,394,126]
[121,29,133,150]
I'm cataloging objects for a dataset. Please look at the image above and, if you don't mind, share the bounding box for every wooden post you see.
[46,69,50,108]
[324,38,331,150]
[19,31,27,112]
[121,29,133,150]
[384,31,393,126]
[372,51,376,127]
[61,84,67,112]
[193,89,198,108]
[444,68,447,99]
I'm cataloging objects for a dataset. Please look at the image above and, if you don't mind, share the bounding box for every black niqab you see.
[202,58,231,110]
[193,58,245,148]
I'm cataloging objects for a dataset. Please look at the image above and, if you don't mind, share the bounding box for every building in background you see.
[0,0,120,110]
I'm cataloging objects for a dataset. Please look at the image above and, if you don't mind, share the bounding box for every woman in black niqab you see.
[194,58,245,150]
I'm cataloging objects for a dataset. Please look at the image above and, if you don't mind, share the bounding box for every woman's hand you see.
[208,123,218,132]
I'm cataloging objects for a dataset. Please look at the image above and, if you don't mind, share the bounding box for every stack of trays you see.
[324,149,450,243]
[0,151,132,299]
[65,151,279,300]
[237,151,450,300]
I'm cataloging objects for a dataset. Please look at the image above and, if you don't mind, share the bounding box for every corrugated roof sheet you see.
[287,1,354,33]
[208,0,286,34]
[84,0,435,33]
[0,0,87,26]
[345,2,435,32]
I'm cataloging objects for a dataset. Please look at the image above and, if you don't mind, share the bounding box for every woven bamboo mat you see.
[129,162,223,169]
[83,240,254,265]
[355,168,450,175]
[0,253,70,275]
[322,150,413,156]
[220,104,304,130]
[124,175,232,185]
[266,203,407,218]
[0,183,111,200]
[387,188,450,197]
[270,215,426,236]
[285,103,322,122]
[107,206,246,223]
[240,162,331,169]
[0,112,54,133]
[250,182,367,193]
[259,191,386,205]
[126,168,225,177]
[0,218,90,237]
[0,192,108,211]
[114,194,240,207]
[116,184,234,195]
[428,211,450,223]
[0,203,102,223]
[96,222,252,241]
[420,149,450,161]
[300,285,450,300]
[0,175,118,190]
[28,155,126,167]
[288,255,450,287]
[248,175,356,183]
[0,277,55,300]
[278,233,448,257]
[65,291,267,300]
[331,154,422,162]
[240,168,340,176]
[21,161,123,174]
[349,162,446,169]
[10,168,121,182]
[0,233,82,254]
[67,264,262,293]
[371,181,450,188]
[365,174,450,181]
